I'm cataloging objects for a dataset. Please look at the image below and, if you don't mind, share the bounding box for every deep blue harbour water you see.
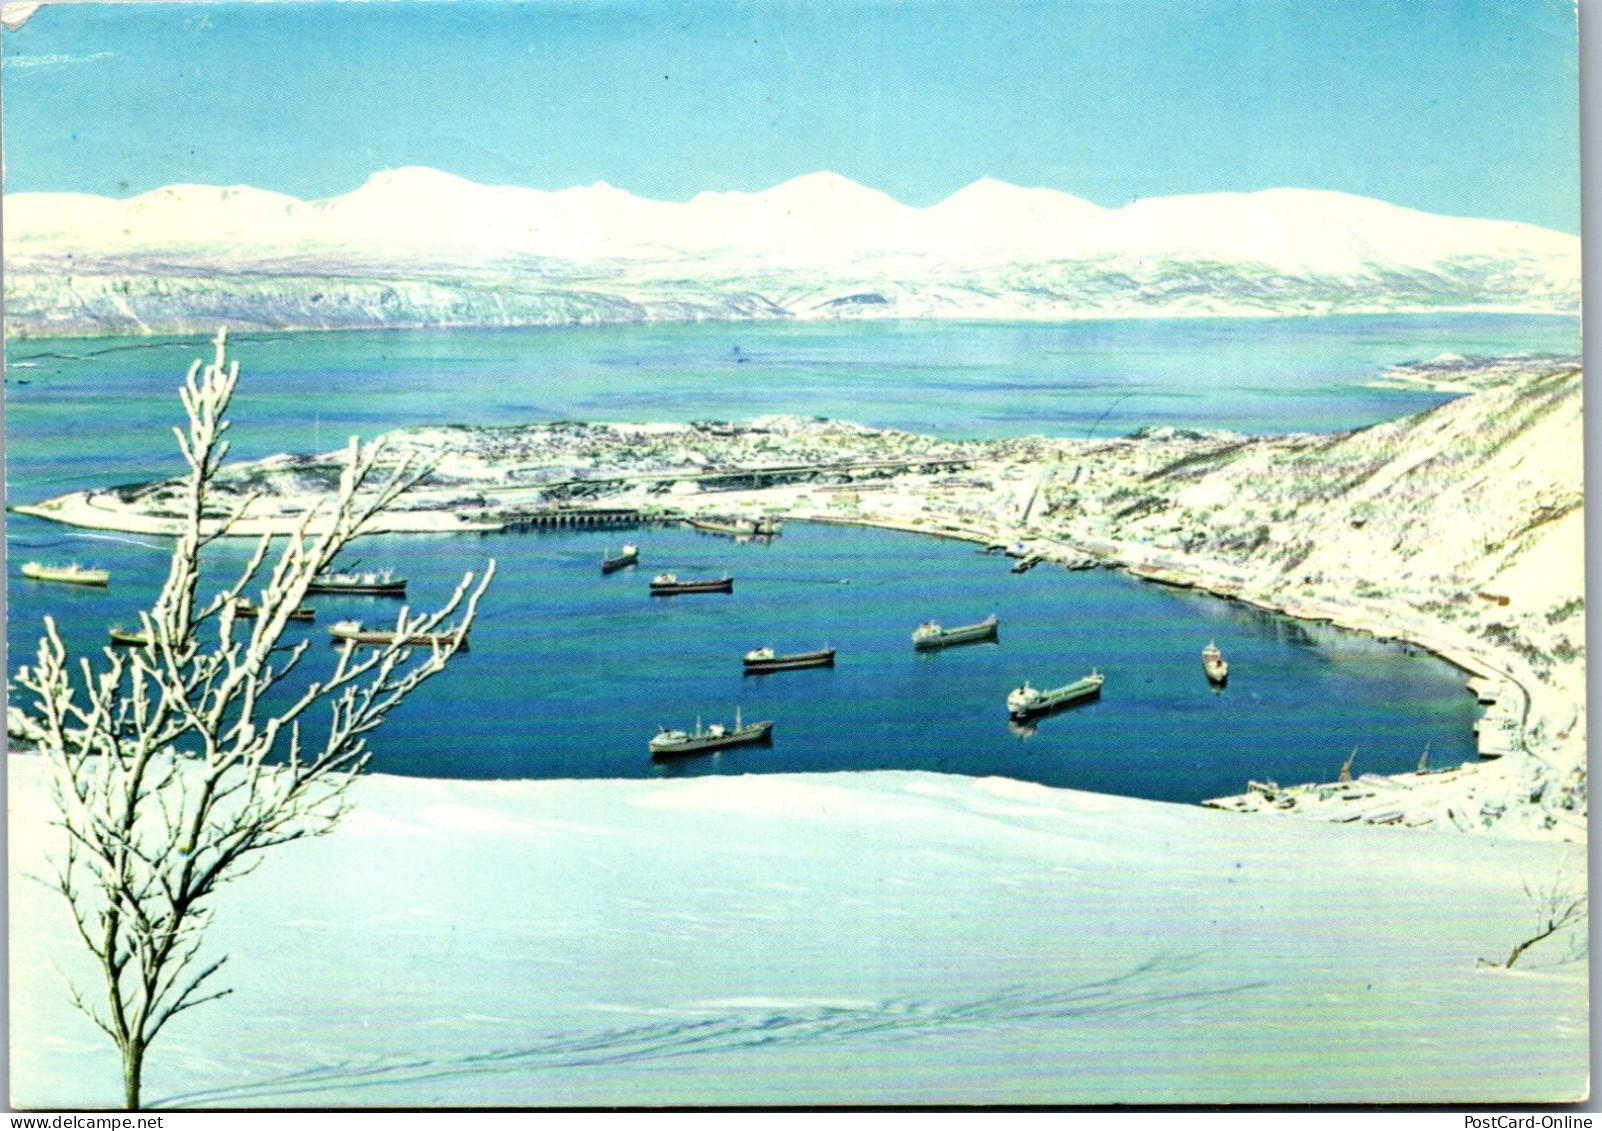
[6,315,1575,800]
[7,518,1481,802]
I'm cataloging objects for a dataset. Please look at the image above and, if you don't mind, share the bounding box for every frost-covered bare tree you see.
[1479,852,1588,970]
[11,330,494,1108]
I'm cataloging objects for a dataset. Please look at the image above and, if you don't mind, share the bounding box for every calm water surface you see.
[4,314,1580,501]
[7,519,1481,802]
[9,315,1561,798]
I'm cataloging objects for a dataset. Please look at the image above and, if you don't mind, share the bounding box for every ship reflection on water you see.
[1007,693,1102,740]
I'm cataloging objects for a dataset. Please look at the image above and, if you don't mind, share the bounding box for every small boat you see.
[21,562,109,587]
[1202,640,1229,684]
[232,598,315,622]
[1006,670,1104,719]
[649,708,773,758]
[650,573,734,595]
[602,543,640,574]
[327,619,469,651]
[912,614,999,650]
[743,646,835,673]
[108,627,151,647]
[306,570,407,596]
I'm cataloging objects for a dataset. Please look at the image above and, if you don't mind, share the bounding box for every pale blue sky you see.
[0,0,1582,232]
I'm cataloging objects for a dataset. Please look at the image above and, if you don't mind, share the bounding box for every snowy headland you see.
[3,169,1580,337]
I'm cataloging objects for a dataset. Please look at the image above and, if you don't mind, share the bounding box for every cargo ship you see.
[307,570,407,596]
[21,562,109,587]
[328,620,469,650]
[232,598,315,622]
[1006,670,1104,719]
[649,709,773,758]
[602,544,640,574]
[912,614,999,649]
[650,573,734,595]
[743,646,836,673]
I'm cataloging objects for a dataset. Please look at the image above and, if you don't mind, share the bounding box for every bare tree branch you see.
[1480,851,1588,970]
[14,329,493,1108]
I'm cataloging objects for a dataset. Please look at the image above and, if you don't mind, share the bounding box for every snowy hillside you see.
[1036,359,1586,833]
[3,169,1580,336]
[8,756,1588,1107]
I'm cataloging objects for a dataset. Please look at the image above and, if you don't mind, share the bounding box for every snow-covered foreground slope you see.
[3,169,1580,336]
[9,755,1586,1107]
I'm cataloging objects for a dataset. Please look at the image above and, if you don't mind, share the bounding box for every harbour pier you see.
[499,506,648,530]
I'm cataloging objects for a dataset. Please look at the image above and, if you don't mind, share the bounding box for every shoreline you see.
[9,495,502,536]
[11,361,1584,841]
[3,307,1583,346]
[13,491,1575,842]
[781,513,1546,823]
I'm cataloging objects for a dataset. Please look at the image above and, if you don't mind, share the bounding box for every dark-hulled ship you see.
[232,598,315,622]
[650,572,734,595]
[602,543,640,574]
[743,646,836,673]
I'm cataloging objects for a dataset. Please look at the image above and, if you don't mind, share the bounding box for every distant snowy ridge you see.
[3,168,1580,336]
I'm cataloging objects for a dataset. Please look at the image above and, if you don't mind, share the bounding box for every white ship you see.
[649,708,773,757]
[912,613,999,649]
[21,562,109,586]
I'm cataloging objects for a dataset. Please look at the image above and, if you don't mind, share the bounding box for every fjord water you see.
[3,313,1581,501]
[6,315,1574,800]
[6,518,1481,801]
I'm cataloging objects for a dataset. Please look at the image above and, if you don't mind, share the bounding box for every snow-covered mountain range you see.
[3,168,1581,336]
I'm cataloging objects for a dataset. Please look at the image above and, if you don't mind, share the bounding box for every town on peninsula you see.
[14,352,1585,841]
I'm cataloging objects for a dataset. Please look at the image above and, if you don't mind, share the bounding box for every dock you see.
[500,507,646,529]
[1203,763,1483,830]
